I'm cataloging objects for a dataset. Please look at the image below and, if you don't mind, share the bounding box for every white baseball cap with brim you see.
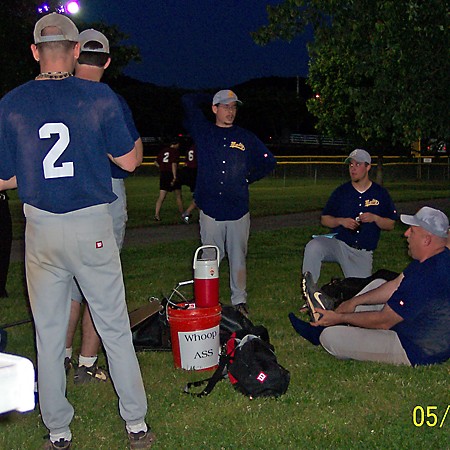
[344,149,371,165]
[400,206,449,238]
[213,90,243,106]
[79,29,110,53]
[34,12,79,44]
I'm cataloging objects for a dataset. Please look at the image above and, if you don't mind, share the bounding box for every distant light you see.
[66,1,80,14]
[37,3,50,14]
[37,1,80,15]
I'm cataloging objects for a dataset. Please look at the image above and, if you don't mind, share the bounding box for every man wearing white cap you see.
[291,206,450,366]
[0,14,153,449]
[182,90,276,317]
[302,148,398,283]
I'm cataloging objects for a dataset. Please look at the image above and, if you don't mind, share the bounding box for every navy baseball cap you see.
[212,90,243,106]
[34,13,79,44]
[401,207,449,238]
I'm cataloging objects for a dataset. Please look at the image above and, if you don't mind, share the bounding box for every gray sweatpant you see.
[24,203,147,435]
[199,211,250,305]
[319,280,411,365]
[302,236,373,283]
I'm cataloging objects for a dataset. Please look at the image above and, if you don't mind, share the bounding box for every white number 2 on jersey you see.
[40,123,74,179]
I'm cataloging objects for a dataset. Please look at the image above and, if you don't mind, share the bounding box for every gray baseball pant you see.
[302,236,373,282]
[319,280,411,365]
[199,211,250,305]
[24,203,147,436]
[72,177,128,302]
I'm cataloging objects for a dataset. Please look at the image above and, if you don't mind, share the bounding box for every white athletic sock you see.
[126,422,147,434]
[65,347,72,359]
[78,355,97,367]
[50,430,72,443]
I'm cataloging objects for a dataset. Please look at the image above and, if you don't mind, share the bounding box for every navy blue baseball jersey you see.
[322,181,398,251]
[0,77,134,213]
[110,94,140,180]
[389,248,450,365]
[182,93,276,221]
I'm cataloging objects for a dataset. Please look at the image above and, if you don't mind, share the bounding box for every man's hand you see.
[359,212,376,223]
[340,217,361,231]
[311,309,342,327]
[335,298,358,314]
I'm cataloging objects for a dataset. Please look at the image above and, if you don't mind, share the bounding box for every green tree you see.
[253,0,449,150]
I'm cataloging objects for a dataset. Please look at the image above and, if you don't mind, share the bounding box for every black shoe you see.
[154,215,161,222]
[302,272,334,322]
[233,303,249,318]
[42,438,71,449]
[128,429,156,449]
[74,363,109,384]
[64,357,73,376]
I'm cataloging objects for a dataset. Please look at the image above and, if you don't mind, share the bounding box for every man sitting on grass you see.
[289,206,450,366]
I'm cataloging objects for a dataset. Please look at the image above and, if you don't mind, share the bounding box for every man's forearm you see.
[0,176,17,190]
[373,215,395,231]
[350,275,403,306]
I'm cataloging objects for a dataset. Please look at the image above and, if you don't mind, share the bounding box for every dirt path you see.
[10,198,449,262]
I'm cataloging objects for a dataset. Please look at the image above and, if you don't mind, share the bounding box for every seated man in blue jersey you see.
[289,206,450,366]
[302,149,398,284]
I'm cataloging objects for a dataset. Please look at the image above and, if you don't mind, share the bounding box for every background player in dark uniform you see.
[302,149,397,283]
[180,142,198,223]
[182,90,276,317]
[154,140,183,221]
[0,14,154,449]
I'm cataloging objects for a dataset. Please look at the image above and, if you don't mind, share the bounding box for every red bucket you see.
[167,303,221,371]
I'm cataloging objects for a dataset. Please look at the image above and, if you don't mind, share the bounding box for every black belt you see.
[0,193,8,201]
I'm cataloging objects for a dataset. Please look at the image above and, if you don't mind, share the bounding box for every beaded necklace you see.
[35,71,73,80]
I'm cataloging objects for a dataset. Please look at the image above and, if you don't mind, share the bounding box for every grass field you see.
[1,177,449,449]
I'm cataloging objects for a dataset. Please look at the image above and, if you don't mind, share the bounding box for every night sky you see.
[81,0,312,89]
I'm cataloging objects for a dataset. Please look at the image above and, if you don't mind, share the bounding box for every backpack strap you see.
[183,354,228,397]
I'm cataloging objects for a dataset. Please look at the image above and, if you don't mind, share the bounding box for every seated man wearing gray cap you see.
[290,206,450,366]
[302,148,398,284]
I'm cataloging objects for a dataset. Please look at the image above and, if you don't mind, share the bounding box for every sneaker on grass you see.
[302,271,335,322]
[64,357,73,376]
[233,302,249,318]
[73,363,109,384]
[128,429,156,449]
[42,438,71,449]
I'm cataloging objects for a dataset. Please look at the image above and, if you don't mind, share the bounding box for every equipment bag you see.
[130,298,171,351]
[219,305,254,345]
[320,269,400,308]
[184,326,290,398]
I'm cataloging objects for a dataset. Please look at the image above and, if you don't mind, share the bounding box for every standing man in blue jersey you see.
[0,14,154,449]
[64,28,144,385]
[182,90,276,317]
[302,149,397,283]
